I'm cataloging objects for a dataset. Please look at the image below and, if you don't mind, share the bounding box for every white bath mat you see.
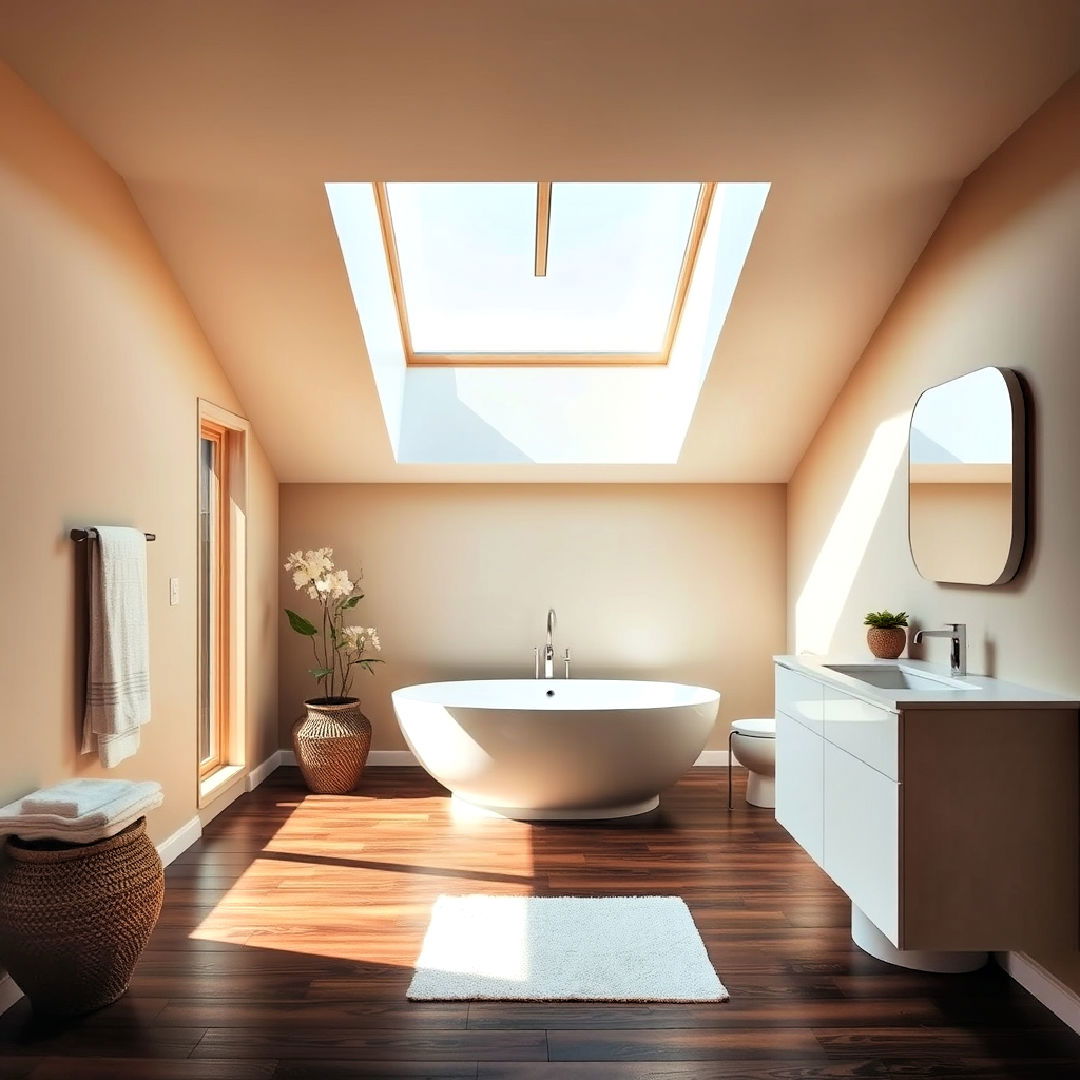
[406,894,728,1002]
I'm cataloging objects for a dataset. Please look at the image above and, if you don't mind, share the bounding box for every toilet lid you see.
[732,718,776,738]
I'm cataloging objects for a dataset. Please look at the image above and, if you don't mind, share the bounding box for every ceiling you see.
[3,0,1078,482]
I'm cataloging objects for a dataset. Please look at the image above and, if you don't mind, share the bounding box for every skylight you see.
[375,182,712,365]
[326,180,771,464]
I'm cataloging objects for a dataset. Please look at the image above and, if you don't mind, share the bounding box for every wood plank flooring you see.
[1,766,1078,1078]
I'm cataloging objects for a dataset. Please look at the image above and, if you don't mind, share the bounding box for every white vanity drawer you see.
[822,687,899,781]
[824,741,900,944]
[775,710,824,868]
[775,666,825,735]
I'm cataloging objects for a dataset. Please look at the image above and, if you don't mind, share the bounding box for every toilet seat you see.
[731,718,775,738]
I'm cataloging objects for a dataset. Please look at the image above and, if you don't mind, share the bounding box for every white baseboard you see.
[998,951,1080,1035]
[245,749,286,791]
[159,749,285,867]
[155,815,202,868]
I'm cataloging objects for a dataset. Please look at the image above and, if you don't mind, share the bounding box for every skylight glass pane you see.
[386,182,701,354]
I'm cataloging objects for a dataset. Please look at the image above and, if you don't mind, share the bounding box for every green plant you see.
[863,610,909,630]
[284,547,384,703]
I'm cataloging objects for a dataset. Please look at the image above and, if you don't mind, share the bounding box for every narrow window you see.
[198,419,230,779]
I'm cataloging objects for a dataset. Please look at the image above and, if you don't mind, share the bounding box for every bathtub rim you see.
[391,677,720,712]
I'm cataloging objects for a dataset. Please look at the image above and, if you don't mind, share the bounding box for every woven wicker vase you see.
[293,698,372,794]
[867,627,907,659]
[0,817,164,1017]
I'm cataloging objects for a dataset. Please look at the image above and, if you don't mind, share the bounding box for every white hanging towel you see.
[82,526,151,767]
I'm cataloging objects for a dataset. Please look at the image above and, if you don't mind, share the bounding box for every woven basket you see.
[293,698,372,794]
[0,816,164,1017]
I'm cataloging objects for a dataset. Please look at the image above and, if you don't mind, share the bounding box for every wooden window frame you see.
[373,181,716,367]
[198,419,231,781]
[195,400,249,807]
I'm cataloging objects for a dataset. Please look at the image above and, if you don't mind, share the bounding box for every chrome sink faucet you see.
[913,622,967,677]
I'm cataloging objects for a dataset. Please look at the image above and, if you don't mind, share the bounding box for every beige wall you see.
[279,484,787,751]
[788,76,1080,985]
[0,64,279,846]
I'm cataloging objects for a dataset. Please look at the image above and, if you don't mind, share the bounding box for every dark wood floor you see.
[1,766,1079,1079]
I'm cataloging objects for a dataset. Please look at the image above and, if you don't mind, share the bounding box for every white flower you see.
[327,569,354,599]
[286,548,336,592]
[312,547,333,570]
[340,625,381,656]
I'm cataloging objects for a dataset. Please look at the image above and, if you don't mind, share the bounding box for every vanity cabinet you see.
[823,741,899,939]
[774,659,1079,954]
[775,711,824,865]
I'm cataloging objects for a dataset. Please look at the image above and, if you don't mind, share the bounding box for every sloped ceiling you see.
[3,0,1078,481]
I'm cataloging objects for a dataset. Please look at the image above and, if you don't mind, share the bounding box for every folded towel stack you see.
[0,778,163,845]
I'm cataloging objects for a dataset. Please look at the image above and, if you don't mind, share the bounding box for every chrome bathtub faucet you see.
[544,608,556,678]
[912,622,967,677]
[533,609,569,678]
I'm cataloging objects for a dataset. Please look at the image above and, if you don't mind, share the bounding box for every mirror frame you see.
[908,366,1027,586]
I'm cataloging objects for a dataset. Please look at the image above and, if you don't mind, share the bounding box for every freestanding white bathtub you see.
[392,679,720,820]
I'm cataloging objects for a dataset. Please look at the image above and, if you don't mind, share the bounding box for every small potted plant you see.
[863,610,909,660]
[284,548,384,794]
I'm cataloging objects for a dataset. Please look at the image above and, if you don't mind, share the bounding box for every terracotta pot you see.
[292,698,372,794]
[866,627,907,660]
[0,818,163,1016]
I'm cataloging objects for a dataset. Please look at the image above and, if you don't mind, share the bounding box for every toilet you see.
[728,718,776,808]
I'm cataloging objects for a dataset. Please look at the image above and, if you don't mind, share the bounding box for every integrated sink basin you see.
[823,663,976,692]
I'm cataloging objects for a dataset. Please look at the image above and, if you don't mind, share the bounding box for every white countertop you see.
[775,655,1080,712]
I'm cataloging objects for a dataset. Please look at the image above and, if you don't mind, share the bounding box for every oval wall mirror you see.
[908,366,1026,586]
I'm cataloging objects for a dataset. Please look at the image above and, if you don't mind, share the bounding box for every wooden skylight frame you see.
[372,181,716,367]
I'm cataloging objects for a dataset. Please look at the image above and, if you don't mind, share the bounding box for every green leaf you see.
[286,609,318,636]
[309,667,334,679]
[340,594,364,610]
[863,609,908,629]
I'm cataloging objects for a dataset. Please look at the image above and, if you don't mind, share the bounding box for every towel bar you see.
[70,528,156,542]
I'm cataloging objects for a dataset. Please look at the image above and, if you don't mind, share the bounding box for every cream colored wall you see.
[788,76,1080,986]
[279,484,787,752]
[0,64,279,846]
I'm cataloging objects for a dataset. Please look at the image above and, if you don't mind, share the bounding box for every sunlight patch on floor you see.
[186,797,538,965]
[413,894,531,983]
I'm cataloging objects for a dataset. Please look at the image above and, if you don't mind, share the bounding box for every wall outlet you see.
[169,578,180,606]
